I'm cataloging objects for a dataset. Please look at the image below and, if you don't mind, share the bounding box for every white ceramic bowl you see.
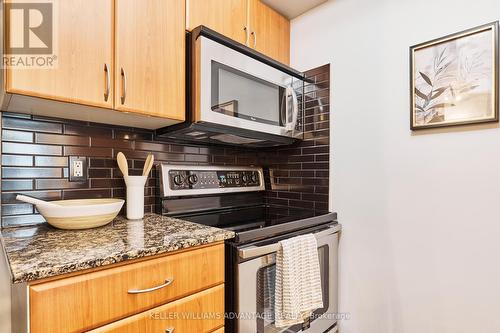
[35,198,125,230]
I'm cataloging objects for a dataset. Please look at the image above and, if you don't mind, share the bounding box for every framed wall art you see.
[410,22,499,130]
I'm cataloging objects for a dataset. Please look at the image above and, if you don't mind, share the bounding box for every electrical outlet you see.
[74,161,83,177]
[69,156,87,182]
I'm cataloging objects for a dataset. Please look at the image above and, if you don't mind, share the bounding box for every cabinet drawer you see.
[29,244,224,333]
[89,285,224,333]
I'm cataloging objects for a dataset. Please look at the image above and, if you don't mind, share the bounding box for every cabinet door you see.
[115,0,185,121]
[248,0,290,65]
[5,0,114,108]
[187,0,248,46]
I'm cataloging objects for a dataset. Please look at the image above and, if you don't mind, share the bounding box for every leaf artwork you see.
[415,87,428,101]
[431,87,447,99]
[429,103,455,110]
[413,28,494,126]
[419,71,433,86]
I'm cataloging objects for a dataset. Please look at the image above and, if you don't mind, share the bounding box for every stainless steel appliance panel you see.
[237,225,339,332]
[199,36,302,139]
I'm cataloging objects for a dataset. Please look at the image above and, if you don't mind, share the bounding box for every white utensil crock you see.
[124,175,147,220]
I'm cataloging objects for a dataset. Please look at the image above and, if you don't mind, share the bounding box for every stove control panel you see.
[161,165,265,197]
[168,170,261,189]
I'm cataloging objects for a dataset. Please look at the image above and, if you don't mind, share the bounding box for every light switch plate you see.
[69,156,88,182]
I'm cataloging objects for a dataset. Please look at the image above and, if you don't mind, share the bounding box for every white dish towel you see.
[274,233,323,328]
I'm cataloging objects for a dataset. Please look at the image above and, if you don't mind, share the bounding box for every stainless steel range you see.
[158,164,340,333]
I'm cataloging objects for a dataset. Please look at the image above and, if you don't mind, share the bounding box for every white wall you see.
[291,1,500,332]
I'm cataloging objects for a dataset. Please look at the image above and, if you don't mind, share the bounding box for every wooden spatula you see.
[116,152,129,177]
[142,154,154,177]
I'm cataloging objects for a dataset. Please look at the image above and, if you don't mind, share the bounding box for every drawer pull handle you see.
[127,278,174,294]
[165,327,175,333]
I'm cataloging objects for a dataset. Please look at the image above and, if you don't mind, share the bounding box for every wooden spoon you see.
[142,154,154,176]
[116,152,129,177]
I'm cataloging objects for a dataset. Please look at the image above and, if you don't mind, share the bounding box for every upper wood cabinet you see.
[115,0,185,121]
[4,0,186,126]
[186,0,290,65]
[5,0,114,108]
[248,0,290,65]
[187,0,248,45]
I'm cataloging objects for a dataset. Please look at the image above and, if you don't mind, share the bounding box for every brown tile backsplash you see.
[0,64,330,228]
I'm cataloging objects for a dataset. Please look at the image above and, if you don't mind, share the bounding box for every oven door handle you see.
[238,224,341,259]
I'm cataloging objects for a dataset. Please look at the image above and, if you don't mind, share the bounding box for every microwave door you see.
[198,36,302,139]
[210,61,285,127]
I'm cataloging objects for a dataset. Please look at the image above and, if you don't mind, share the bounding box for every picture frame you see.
[410,22,499,130]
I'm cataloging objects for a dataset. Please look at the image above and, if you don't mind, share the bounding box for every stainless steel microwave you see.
[156,26,305,147]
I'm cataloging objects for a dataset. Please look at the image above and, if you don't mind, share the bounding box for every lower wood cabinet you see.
[88,285,224,333]
[28,243,225,333]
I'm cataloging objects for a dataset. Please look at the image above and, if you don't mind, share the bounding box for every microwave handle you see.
[238,224,341,259]
[285,85,299,132]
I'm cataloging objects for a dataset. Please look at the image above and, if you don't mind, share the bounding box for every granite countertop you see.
[0,213,235,284]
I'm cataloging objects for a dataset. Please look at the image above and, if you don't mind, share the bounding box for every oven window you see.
[211,61,286,126]
[256,245,330,332]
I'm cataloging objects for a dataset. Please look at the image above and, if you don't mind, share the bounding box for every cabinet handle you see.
[120,67,127,105]
[244,26,249,46]
[104,64,110,102]
[127,278,174,294]
[251,31,257,48]
[165,328,175,333]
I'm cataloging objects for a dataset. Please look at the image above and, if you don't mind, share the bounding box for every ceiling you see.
[261,0,329,19]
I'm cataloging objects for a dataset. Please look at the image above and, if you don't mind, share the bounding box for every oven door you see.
[236,225,340,333]
[195,35,303,140]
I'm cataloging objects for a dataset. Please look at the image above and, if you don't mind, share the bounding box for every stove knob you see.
[251,173,258,183]
[188,174,198,185]
[242,175,248,183]
[173,174,183,186]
